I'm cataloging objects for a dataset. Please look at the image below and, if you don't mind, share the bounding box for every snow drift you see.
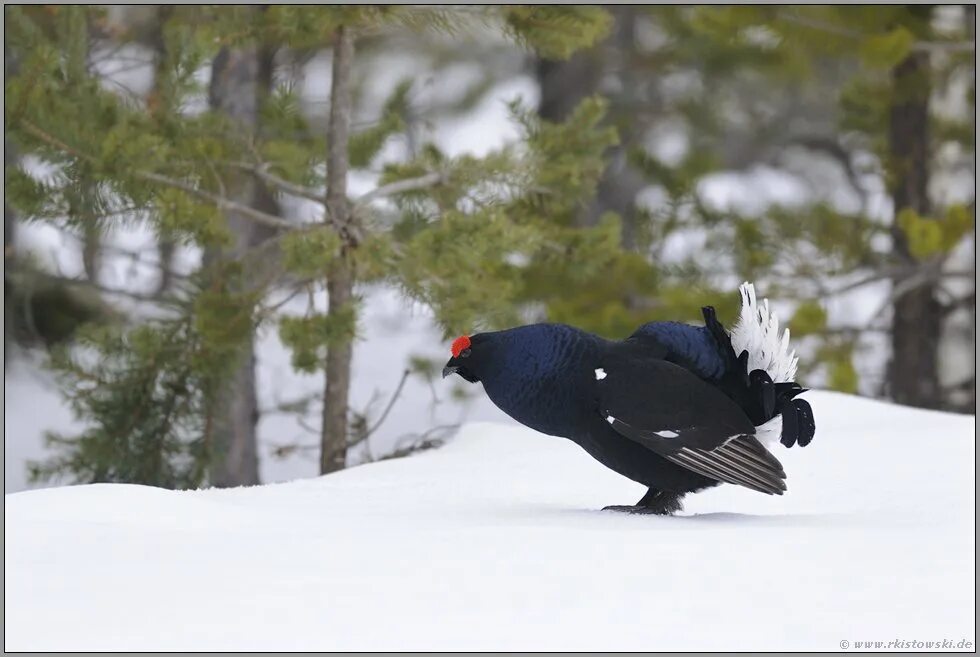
[4,391,975,651]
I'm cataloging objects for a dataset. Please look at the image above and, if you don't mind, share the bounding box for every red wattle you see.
[451,335,471,358]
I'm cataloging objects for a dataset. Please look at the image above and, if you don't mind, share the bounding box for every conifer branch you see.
[354,172,447,208]
[225,161,326,204]
[136,171,296,231]
[912,41,975,55]
[19,121,297,232]
[777,12,975,54]
[19,120,90,161]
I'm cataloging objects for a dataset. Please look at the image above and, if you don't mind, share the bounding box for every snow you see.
[5,391,975,651]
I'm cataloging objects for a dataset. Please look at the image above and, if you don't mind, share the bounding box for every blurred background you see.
[4,5,975,493]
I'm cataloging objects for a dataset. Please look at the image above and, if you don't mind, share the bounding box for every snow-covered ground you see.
[5,390,975,651]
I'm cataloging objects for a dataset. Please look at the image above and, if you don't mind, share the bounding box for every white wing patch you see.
[595,368,607,380]
[655,430,679,438]
[605,415,616,425]
[729,282,799,383]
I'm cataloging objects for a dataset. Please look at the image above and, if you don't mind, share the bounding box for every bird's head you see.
[441,325,567,386]
[441,334,484,383]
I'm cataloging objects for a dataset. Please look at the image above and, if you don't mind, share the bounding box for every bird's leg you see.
[602,488,685,516]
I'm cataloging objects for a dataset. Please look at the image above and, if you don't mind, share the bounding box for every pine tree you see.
[688,6,975,409]
[5,5,620,486]
[530,5,974,409]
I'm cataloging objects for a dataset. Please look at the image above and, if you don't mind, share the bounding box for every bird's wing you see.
[595,355,787,495]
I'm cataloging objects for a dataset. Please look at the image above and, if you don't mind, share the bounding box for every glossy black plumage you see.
[597,352,787,495]
[443,302,816,514]
[634,306,815,448]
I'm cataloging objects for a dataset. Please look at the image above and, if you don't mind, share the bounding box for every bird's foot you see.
[602,504,673,515]
[602,488,685,516]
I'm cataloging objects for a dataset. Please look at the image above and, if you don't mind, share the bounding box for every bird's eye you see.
[460,348,471,358]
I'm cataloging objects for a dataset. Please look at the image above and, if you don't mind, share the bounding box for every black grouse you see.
[442,282,816,515]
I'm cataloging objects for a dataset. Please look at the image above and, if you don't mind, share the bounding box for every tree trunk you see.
[537,47,602,125]
[4,137,16,369]
[886,48,943,410]
[149,6,176,295]
[205,45,270,487]
[537,6,645,249]
[962,5,977,412]
[81,223,101,283]
[66,8,101,283]
[4,36,19,367]
[321,27,356,475]
[322,259,353,474]
[588,7,646,251]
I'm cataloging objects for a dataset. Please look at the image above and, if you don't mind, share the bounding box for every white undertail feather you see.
[753,414,783,447]
[729,282,799,383]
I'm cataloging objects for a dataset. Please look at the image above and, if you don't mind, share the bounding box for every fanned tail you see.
[730,282,799,384]
[702,282,815,449]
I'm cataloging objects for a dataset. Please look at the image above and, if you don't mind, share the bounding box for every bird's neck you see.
[480,325,604,438]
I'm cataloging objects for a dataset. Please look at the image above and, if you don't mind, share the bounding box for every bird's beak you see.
[442,364,459,379]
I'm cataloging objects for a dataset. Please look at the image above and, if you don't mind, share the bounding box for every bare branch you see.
[826,261,972,298]
[260,283,309,316]
[788,135,865,202]
[20,120,90,161]
[813,326,891,337]
[942,375,976,393]
[353,172,447,208]
[268,441,320,459]
[136,171,295,231]
[940,291,976,316]
[913,41,976,55]
[58,229,192,282]
[868,266,938,324]
[373,424,460,463]
[260,391,321,417]
[826,269,903,296]
[363,369,412,441]
[226,161,326,204]
[6,265,168,304]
